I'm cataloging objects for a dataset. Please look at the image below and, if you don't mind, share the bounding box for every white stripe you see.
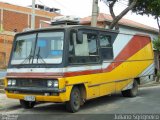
[138,63,155,76]
[7,68,63,73]
[113,34,132,58]
[102,62,111,69]
[7,65,102,73]
[64,65,101,72]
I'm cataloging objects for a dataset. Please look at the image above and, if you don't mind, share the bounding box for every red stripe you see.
[64,69,102,77]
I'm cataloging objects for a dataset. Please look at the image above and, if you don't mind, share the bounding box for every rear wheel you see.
[20,100,35,109]
[122,80,138,97]
[66,87,81,113]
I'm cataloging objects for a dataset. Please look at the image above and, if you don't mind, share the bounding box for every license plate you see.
[24,96,35,102]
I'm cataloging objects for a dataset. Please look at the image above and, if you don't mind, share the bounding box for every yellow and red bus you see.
[4,25,154,112]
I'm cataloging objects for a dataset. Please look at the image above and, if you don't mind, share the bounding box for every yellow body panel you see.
[64,43,153,100]
[5,43,154,102]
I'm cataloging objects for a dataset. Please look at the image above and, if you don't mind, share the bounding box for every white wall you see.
[119,26,158,41]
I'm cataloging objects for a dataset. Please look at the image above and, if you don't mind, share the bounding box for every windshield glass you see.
[34,32,64,64]
[11,34,36,65]
[11,31,64,65]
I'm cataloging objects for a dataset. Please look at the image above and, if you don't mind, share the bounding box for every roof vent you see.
[51,16,80,26]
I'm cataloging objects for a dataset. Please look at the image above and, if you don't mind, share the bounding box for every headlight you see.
[8,80,12,86]
[53,81,58,87]
[47,80,53,87]
[12,80,16,86]
[47,80,58,87]
[8,79,16,86]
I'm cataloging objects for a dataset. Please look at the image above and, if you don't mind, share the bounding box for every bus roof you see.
[16,25,150,38]
[16,25,119,35]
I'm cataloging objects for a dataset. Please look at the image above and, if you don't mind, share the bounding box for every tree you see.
[102,0,137,30]
[153,37,160,52]
[153,37,160,82]
[129,0,160,34]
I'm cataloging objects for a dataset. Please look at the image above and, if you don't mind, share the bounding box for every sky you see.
[0,0,158,29]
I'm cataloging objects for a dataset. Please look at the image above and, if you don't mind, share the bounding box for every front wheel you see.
[66,87,81,113]
[20,100,35,109]
[122,80,138,97]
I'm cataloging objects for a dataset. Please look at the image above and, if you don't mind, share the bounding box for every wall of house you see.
[118,26,158,41]
[0,2,60,68]
[81,21,107,28]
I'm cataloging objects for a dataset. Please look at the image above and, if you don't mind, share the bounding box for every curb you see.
[140,82,160,88]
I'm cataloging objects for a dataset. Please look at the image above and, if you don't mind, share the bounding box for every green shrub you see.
[157,70,160,77]
[153,37,160,52]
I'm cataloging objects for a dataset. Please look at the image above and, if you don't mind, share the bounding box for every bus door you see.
[68,29,101,99]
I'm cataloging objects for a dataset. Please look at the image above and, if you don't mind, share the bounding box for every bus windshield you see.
[11,31,64,65]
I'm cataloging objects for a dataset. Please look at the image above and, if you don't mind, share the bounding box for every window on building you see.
[69,31,100,64]
[99,35,113,60]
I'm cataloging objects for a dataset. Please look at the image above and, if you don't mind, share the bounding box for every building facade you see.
[0,2,60,68]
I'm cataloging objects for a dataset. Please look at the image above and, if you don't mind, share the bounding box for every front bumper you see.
[6,93,67,102]
[5,86,67,102]
[5,86,66,93]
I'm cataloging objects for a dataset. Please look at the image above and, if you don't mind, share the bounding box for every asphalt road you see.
[0,85,160,120]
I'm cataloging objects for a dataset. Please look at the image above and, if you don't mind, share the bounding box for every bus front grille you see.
[16,79,47,88]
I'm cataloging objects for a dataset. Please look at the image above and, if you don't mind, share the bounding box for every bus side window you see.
[74,34,89,57]
[69,31,100,64]
[88,34,98,55]
[99,35,113,60]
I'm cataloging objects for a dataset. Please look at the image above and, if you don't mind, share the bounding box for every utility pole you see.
[31,0,35,29]
[91,0,99,27]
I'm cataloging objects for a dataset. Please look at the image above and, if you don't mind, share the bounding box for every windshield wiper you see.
[17,48,33,67]
[36,47,47,65]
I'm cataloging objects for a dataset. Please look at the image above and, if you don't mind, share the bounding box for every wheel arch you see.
[135,77,140,85]
[73,84,87,104]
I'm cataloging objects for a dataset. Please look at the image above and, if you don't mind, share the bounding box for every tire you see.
[20,100,35,109]
[122,80,138,97]
[66,87,81,113]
